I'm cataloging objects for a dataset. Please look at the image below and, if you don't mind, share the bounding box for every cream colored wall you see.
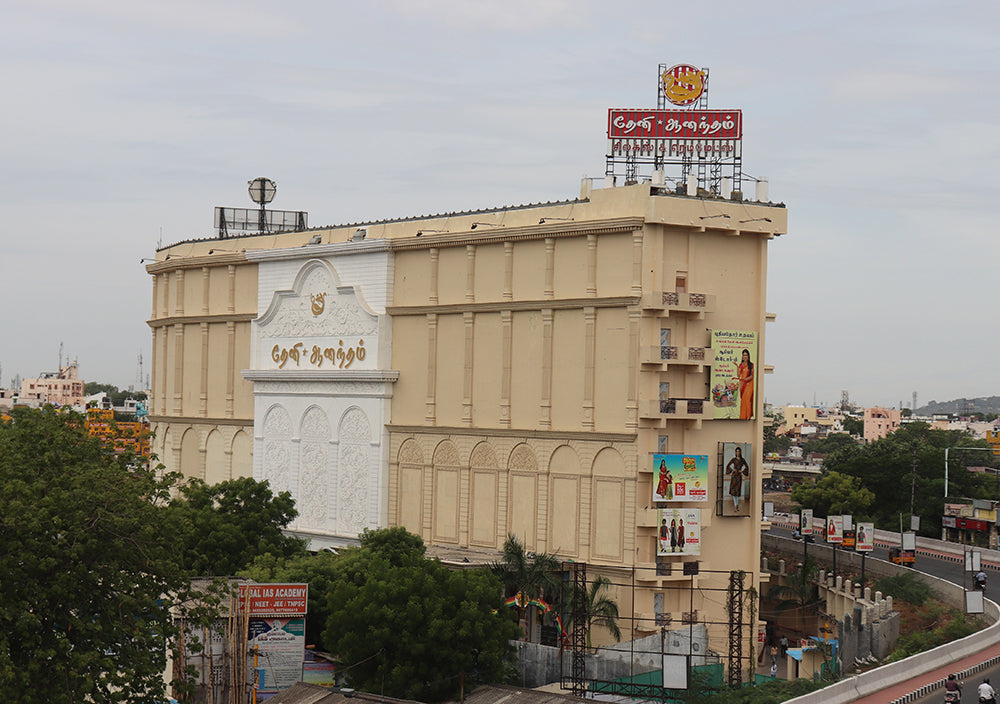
[146,253,258,480]
[150,182,785,651]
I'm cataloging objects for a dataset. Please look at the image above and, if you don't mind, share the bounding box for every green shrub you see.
[873,572,931,607]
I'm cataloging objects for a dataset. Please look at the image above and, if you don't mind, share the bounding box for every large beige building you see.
[147,180,786,667]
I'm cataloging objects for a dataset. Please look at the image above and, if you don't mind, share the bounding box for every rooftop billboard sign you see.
[605,63,744,194]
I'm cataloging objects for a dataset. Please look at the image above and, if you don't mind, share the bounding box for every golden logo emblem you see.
[310,293,325,316]
[661,64,706,106]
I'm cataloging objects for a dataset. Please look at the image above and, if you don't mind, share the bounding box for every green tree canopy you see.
[820,422,998,533]
[841,415,863,436]
[167,476,307,576]
[82,382,146,406]
[322,528,519,701]
[0,407,193,703]
[801,432,858,456]
[790,471,875,517]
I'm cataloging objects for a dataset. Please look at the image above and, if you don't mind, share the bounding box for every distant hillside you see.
[917,396,1000,416]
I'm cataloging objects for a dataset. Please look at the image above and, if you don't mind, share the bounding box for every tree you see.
[820,422,998,534]
[791,471,875,517]
[167,476,307,576]
[490,534,562,602]
[566,575,622,650]
[0,407,200,703]
[322,528,519,701]
[490,534,562,636]
[763,412,791,455]
[841,415,863,436]
[764,556,822,619]
[801,432,858,456]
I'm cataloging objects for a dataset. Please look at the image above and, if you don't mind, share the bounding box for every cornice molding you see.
[145,252,247,274]
[241,370,400,383]
[388,217,646,251]
[148,415,254,426]
[386,424,636,443]
[147,313,256,329]
[388,296,639,317]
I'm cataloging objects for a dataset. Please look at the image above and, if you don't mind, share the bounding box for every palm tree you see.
[764,556,823,621]
[567,575,622,650]
[490,534,562,637]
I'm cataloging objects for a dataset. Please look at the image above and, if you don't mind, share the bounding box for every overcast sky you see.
[1,0,997,409]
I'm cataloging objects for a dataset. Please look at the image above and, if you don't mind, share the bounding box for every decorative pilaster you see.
[540,309,553,428]
[583,307,596,430]
[200,322,209,416]
[587,234,598,297]
[462,312,474,426]
[632,229,644,296]
[172,323,184,415]
[201,266,210,315]
[503,242,513,301]
[174,270,185,316]
[500,310,512,427]
[626,309,641,429]
[544,238,555,299]
[465,245,476,302]
[429,248,439,304]
[225,321,235,418]
[226,265,236,314]
[425,314,438,424]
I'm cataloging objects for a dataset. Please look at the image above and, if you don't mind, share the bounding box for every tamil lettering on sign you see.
[711,330,758,420]
[607,109,741,159]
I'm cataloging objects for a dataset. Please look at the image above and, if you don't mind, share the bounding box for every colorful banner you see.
[657,508,702,556]
[607,109,742,140]
[826,516,844,544]
[248,617,307,693]
[239,583,308,616]
[653,454,709,503]
[800,509,814,536]
[720,442,752,517]
[710,330,758,420]
[856,522,874,552]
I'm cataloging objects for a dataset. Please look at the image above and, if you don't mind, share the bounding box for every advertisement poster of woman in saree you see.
[657,508,701,556]
[721,442,752,517]
[653,453,708,503]
[710,330,758,420]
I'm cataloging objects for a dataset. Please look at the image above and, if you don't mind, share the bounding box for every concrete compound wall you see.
[510,624,714,689]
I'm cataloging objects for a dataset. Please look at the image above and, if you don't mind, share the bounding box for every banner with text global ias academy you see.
[711,330,758,420]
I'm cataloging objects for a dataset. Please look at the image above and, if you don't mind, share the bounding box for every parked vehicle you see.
[889,547,915,566]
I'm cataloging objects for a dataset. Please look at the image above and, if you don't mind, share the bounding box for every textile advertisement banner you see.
[653,454,709,503]
[710,330,758,420]
[657,508,702,556]
[720,442,751,517]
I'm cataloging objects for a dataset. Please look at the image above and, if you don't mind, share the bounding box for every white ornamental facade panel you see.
[246,243,396,548]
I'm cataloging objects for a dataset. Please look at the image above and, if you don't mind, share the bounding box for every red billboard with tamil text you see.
[238,583,308,616]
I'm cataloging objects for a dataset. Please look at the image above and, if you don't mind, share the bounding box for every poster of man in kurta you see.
[653,454,709,503]
[657,508,702,556]
[710,330,758,420]
[721,442,752,516]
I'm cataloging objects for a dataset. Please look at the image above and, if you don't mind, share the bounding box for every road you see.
[767,525,998,703]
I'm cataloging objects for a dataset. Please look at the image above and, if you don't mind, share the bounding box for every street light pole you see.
[944,446,1000,498]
